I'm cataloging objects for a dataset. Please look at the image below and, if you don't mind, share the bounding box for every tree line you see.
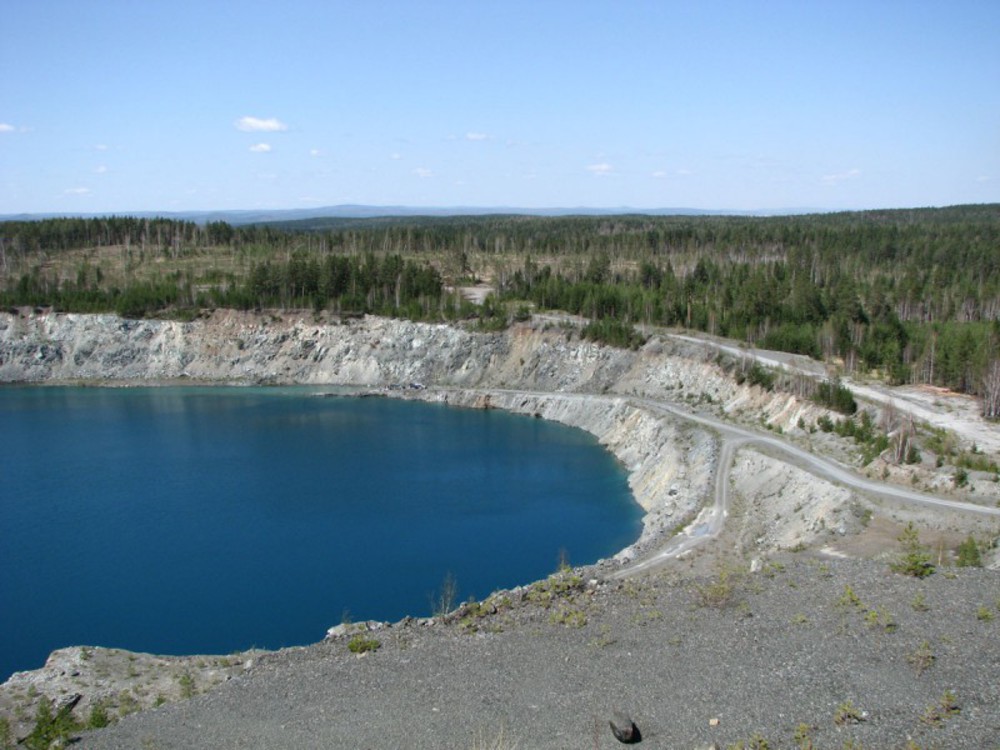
[1,206,998,413]
[3,251,454,322]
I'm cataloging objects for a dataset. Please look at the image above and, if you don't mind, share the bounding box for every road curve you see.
[451,387,1000,577]
[615,395,1000,576]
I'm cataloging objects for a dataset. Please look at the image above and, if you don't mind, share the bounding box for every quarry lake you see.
[0,386,640,680]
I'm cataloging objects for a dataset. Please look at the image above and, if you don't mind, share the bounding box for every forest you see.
[1,205,998,415]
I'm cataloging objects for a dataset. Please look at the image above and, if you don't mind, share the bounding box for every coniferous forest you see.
[1,205,998,414]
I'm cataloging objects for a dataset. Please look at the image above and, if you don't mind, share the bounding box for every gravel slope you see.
[77,555,1000,750]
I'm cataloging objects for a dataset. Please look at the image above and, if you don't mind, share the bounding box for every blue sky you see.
[2,0,998,214]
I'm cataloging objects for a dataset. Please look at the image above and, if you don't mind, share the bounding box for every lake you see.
[0,386,641,680]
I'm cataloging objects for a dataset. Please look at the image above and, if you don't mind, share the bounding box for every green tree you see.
[956,535,983,567]
[23,698,79,750]
[891,522,935,578]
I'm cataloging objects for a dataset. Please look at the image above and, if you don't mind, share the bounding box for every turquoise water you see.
[0,387,640,679]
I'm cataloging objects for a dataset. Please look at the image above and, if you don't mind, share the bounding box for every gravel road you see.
[77,555,1000,750]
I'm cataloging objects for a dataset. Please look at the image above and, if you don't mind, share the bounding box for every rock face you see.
[0,309,745,397]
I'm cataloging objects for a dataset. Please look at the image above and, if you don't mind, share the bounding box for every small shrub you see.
[695,565,743,608]
[976,605,994,622]
[347,634,381,654]
[0,718,13,750]
[792,722,816,750]
[728,734,771,750]
[471,725,520,750]
[920,690,960,726]
[864,607,897,632]
[548,606,587,628]
[87,702,111,729]
[907,640,936,675]
[177,672,196,699]
[589,624,616,649]
[525,567,584,608]
[837,584,862,609]
[833,699,865,726]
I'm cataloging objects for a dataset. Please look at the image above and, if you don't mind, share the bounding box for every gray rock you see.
[609,709,639,743]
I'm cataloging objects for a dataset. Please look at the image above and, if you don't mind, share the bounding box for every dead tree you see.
[983,359,1000,420]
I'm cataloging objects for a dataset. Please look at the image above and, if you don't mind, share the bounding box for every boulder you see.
[609,709,640,743]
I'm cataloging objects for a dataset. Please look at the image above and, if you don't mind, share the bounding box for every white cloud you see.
[976,175,992,183]
[309,148,323,157]
[390,152,402,160]
[465,132,488,141]
[249,143,272,153]
[413,167,433,178]
[652,170,667,178]
[821,168,861,184]
[586,162,613,176]
[94,165,108,174]
[675,168,693,176]
[64,187,91,195]
[235,116,288,133]
[94,143,109,151]
[0,123,15,133]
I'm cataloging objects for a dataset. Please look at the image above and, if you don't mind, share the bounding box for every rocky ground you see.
[2,309,999,748]
[68,555,1000,749]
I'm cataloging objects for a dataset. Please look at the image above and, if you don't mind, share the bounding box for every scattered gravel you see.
[76,554,1000,750]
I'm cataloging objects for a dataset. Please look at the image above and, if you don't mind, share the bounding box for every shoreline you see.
[1,380,702,741]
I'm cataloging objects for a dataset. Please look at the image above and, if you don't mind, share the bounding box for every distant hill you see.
[0,204,824,226]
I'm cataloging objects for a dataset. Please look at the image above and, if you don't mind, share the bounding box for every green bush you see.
[581,317,646,349]
[347,634,381,654]
[736,362,775,391]
[811,378,857,415]
[87,703,111,729]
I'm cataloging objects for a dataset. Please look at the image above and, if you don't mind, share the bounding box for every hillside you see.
[3,205,999,409]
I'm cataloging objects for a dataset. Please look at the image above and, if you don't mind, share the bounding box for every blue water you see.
[0,387,640,679]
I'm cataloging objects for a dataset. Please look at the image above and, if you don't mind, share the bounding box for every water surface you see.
[0,387,640,680]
